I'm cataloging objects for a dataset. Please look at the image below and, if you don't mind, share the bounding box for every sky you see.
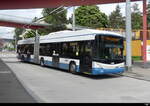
[0,1,143,39]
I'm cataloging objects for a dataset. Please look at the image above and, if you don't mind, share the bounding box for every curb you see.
[119,73,150,82]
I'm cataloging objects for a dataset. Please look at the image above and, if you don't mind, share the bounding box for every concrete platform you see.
[122,62,150,81]
[0,58,36,103]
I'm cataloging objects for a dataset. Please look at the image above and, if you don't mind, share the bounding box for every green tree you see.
[109,5,125,29]
[14,28,25,41]
[131,3,142,30]
[75,5,108,28]
[14,28,25,48]
[38,7,68,35]
[23,30,36,38]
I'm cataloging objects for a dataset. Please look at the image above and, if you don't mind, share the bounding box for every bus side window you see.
[47,44,52,56]
[51,43,60,56]
[45,44,51,56]
[85,41,92,55]
[68,42,80,58]
[31,44,34,55]
[76,43,80,57]
[40,44,44,56]
[62,43,68,57]
[92,40,97,59]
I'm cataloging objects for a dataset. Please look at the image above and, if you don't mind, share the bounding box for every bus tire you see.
[69,62,77,74]
[40,58,45,67]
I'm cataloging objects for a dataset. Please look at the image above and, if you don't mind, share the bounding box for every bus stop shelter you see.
[0,0,148,70]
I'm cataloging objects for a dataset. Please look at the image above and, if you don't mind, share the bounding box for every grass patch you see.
[132,56,142,61]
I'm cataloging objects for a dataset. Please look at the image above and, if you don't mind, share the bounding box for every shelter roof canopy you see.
[0,0,142,9]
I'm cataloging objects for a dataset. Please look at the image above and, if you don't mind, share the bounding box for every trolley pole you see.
[72,6,76,31]
[34,30,40,64]
[125,0,132,71]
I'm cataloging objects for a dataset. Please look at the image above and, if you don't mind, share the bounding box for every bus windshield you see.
[93,35,124,63]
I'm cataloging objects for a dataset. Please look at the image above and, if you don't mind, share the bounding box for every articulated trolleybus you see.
[17,29,125,75]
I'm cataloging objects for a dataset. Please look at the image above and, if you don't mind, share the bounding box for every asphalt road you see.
[1,52,150,103]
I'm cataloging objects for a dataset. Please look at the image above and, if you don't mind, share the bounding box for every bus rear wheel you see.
[69,63,77,74]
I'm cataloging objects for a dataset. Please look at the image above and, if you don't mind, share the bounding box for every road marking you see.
[0,71,11,74]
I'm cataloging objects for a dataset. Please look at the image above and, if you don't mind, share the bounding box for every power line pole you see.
[72,6,76,31]
[125,0,132,71]
[15,35,17,52]
[142,0,148,68]
[34,30,40,64]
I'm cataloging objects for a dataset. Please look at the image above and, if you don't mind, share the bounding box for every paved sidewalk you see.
[0,58,36,103]
[123,62,150,81]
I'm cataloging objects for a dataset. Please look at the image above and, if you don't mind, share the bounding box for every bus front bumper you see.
[92,67,125,75]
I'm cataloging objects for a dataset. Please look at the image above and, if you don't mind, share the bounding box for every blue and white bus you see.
[17,29,125,75]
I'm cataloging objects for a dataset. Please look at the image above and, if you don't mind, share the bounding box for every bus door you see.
[52,44,60,68]
[80,41,92,73]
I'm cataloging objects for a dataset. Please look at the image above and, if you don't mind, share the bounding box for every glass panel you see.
[85,41,92,55]
[93,35,124,61]
[62,42,69,57]
[68,42,80,58]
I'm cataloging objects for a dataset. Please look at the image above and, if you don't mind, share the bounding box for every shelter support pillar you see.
[34,30,40,64]
[142,0,147,66]
[125,0,132,71]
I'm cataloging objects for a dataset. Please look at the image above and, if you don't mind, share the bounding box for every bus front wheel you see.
[40,59,45,67]
[21,55,25,61]
[69,62,77,74]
